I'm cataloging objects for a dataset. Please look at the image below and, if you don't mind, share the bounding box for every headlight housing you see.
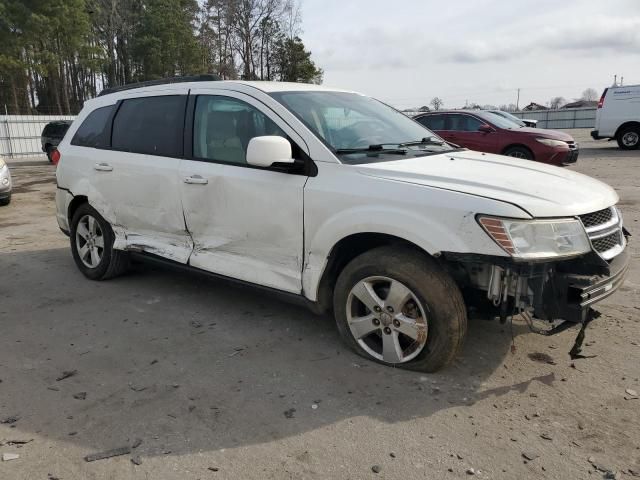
[535,138,568,148]
[478,216,591,259]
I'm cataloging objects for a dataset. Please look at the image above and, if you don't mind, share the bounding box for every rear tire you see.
[617,126,640,150]
[333,246,467,372]
[503,145,534,160]
[70,203,129,280]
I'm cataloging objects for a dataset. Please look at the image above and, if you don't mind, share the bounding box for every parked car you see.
[415,110,578,165]
[487,109,537,128]
[42,120,72,162]
[0,158,12,206]
[591,84,640,150]
[55,77,629,372]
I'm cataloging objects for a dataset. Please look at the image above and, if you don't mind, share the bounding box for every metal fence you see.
[0,114,76,158]
[510,108,596,129]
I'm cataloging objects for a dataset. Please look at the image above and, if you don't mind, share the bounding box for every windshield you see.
[490,110,525,127]
[476,111,522,130]
[270,91,454,162]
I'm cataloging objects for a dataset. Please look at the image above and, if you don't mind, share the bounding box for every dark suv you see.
[42,121,72,162]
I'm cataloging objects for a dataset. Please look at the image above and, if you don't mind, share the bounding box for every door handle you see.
[183,175,208,185]
[94,163,113,172]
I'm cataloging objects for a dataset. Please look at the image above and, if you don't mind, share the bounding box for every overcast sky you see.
[300,0,640,109]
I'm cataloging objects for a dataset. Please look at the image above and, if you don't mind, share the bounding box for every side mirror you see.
[478,124,493,133]
[246,136,294,168]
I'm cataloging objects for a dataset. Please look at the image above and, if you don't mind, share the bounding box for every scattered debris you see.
[208,467,219,472]
[132,438,143,449]
[150,359,158,365]
[47,386,60,391]
[457,454,464,460]
[190,320,202,328]
[189,405,196,412]
[466,467,476,475]
[540,433,553,441]
[569,311,598,359]
[371,465,382,473]
[2,453,20,462]
[68,432,77,436]
[84,446,132,462]
[73,392,87,400]
[48,474,60,480]
[6,439,33,445]
[284,408,296,419]
[228,347,245,357]
[0,415,20,425]
[389,452,396,458]
[311,404,318,410]
[56,370,78,382]
[625,388,638,397]
[522,452,539,461]
[129,384,147,392]
[131,455,142,465]
[528,352,555,364]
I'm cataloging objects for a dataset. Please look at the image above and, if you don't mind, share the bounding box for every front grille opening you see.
[592,230,621,253]
[579,208,613,228]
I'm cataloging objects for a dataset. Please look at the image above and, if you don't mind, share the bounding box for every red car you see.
[415,110,579,166]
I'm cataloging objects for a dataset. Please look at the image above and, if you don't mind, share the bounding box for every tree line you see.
[0,0,323,115]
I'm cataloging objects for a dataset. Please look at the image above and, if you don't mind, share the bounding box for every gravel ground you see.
[0,129,638,479]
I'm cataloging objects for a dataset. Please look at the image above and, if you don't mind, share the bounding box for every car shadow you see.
[0,248,545,458]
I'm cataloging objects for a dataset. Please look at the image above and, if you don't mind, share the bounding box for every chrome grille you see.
[578,207,624,260]
[579,208,613,228]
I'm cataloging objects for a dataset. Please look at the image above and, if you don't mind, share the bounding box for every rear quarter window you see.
[71,106,115,148]
[111,95,186,157]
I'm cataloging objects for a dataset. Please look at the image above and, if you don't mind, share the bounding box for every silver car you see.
[0,158,12,206]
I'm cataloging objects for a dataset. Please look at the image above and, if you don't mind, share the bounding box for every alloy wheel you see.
[75,214,104,268]
[622,131,639,147]
[346,276,428,364]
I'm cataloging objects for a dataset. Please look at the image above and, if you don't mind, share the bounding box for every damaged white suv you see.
[55,76,630,372]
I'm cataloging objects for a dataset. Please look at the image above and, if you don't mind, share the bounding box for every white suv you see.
[55,77,630,372]
[591,84,640,149]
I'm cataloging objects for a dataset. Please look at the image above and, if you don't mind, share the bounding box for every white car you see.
[591,84,640,149]
[55,77,630,372]
[0,158,12,206]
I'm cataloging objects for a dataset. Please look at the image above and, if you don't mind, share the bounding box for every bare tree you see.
[429,97,443,111]
[581,88,598,102]
[549,96,566,109]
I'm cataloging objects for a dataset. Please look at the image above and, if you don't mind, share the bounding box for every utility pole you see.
[516,88,520,111]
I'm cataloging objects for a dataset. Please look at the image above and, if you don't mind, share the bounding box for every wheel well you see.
[67,195,88,224]
[314,233,430,314]
[615,121,640,138]
[501,144,534,158]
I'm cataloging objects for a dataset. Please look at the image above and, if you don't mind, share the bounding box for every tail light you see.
[597,88,608,109]
[51,148,61,166]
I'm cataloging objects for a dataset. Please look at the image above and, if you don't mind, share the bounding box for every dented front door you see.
[179,91,307,293]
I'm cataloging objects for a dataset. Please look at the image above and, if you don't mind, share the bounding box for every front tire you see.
[70,203,129,280]
[0,194,10,206]
[503,145,534,160]
[617,126,640,150]
[333,246,467,372]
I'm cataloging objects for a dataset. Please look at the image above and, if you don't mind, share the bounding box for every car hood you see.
[356,150,618,218]
[512,127,574,141]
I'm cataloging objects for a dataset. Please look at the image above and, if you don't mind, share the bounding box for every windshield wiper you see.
[397,137,446,147]
[335,145,408,155]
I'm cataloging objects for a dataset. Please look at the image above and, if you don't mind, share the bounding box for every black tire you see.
[45,145,53,163]
[0,194,10,206]
[70,203,129,280]
[333,246,467,372]
[616,125,640,150]
[503,145,534,160]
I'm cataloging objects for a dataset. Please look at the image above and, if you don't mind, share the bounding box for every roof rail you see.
[98,74,221,97]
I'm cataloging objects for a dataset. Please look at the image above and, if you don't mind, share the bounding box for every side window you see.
[417,114,445,131]
[112,96,186,157]
[449,114,482,132]
[464,115,483,132]
[193,95,287,165]
[71,106,114,148]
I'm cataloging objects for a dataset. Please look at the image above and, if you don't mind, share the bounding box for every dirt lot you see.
[0,130,638,480]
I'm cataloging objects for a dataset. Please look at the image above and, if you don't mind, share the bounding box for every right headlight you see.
[478,216,591,259]
[535,138,568,148]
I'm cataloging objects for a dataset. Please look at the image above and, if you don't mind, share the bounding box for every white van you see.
[55,76,629,372]
[591,84,640,149]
